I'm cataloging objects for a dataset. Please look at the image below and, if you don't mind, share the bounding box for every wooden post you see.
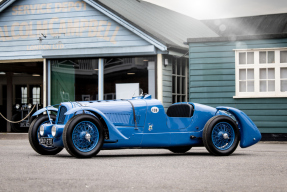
[98,58,104,100]
[6,72,13,132]
[43,59,47,107]
[157,54,163,103]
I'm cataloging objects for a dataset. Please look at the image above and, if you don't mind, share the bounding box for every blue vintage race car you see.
[28,94,261,158]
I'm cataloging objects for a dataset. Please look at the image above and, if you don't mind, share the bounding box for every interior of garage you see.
[0,62,43,132]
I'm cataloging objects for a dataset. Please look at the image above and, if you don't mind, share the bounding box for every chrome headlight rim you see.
[51,125,57,137]
[39,125,44,136]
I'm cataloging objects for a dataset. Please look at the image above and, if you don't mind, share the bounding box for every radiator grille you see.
[57,106,67,124]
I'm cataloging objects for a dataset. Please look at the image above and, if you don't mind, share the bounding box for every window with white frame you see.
[235,49,287,98]
[172,58,188,103]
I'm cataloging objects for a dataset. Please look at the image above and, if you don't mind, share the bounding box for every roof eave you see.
[166,44,188,54]
[0,0,16,12]
[85,0,168,51]
[187,33,287,43]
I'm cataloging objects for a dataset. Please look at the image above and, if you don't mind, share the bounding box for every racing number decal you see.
[151,107,159,113]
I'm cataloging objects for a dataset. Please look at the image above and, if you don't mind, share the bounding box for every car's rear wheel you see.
[63,114,104,158]
[168,146,192,153]
[203,115,239,156]
[28,115,63,155]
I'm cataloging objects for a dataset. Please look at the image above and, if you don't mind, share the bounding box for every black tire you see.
[28,115,63,155]
[202,115,239,156]
[63,114,104,158]
[168,146,192,153]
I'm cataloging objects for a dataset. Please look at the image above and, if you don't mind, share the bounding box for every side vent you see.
[57,106,67,124]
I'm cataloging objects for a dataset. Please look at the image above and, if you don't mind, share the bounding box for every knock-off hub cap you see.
[223,133,229,139]
[85,132,91,142]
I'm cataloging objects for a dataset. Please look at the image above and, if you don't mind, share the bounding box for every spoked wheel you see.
[63,114,104,158]
[168,146,192,153]
[28,115,63,155]
[203,115,239,156]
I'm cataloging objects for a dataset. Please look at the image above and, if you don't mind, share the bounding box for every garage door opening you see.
[0,62,43,132]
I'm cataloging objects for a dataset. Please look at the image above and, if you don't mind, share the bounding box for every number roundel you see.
[151,107,159,113]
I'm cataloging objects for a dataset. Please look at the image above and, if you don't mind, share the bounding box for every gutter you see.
[187,33,287,43]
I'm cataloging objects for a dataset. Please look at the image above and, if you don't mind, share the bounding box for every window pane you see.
[239,69,246,80]
[177,77,180,93]
[172,95,176,103]
[247,52,254,64]
[182,77,185,94]
[239,52,246,64]
[182,96,186,102]
[182,62,186,76]
[268,68,275,79]
[281,80,287,92]
[260,69,266,79]
[172,76,176,93]
[281,68,287,79]
[247,81,254,92]
[268,51,275,63]
[247,69,254,80]
[104,56,150,100]
[239,81,246,92]
[172,62,176,74]
[21,87,27,103]
[268,80,275,92]
[51,59,97,104]
[260,81,267,92]
[280,51,287,63]
[177,95,181,102]
[259,51,266,64]
[177,60,181,75]
[32,87,41,105]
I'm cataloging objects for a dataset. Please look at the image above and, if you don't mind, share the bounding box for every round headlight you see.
[15,104,20,109]
[52,126,57,137]
[28,104,32,109]
[40,125,44,136]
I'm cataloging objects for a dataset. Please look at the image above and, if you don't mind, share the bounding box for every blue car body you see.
[32,94,261,154]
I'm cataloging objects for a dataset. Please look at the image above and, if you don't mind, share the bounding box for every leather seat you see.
[167,104,194,117]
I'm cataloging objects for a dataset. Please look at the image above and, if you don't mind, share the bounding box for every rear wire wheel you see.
[63,114,104,158]
[203,115,239,156]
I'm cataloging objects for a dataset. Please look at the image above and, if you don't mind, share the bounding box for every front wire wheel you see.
[203,115,239,156]
[63,114,104,158]
[28,115,63,155]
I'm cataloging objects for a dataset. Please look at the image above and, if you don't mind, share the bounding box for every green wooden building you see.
[187,14,287,140]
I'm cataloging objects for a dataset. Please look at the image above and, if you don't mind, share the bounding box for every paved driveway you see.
[0,136,286,192]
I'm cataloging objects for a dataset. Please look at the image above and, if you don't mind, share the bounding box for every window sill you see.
[233,95,287,98]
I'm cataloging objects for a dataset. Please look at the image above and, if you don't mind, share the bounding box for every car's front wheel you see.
[63,114,104,158]
[28,115,63,155]
[202,115,239,156]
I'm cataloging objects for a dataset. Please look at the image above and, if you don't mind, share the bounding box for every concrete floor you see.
[0,135,286,192]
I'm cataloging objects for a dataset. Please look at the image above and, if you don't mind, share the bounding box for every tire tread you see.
[202,115,239,156]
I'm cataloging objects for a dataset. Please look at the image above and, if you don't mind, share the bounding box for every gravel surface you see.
[0,139,286,192]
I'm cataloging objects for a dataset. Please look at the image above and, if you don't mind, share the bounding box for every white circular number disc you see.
[151,107,159,113]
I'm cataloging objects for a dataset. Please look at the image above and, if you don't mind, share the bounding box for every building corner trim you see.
[157,54,163,103]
